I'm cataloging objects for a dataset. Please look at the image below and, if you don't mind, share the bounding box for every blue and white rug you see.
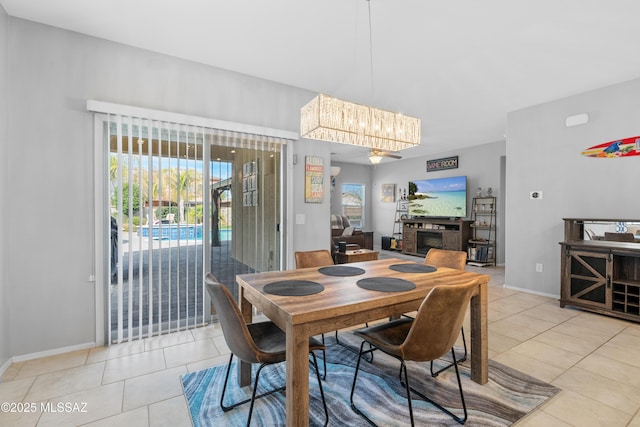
[181,333,559,426]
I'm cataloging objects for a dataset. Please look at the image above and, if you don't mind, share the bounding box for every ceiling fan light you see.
[369,154,383,164]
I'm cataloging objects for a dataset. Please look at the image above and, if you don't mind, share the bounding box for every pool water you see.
[139,224,231,241]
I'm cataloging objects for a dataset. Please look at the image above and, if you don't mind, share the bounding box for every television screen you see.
[408,176,467,218]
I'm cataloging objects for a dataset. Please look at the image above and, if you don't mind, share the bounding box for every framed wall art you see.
[381,184,396,203]
[305,156,324,203]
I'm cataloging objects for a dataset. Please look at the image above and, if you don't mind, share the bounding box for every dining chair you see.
[423,248,469,377]
[294,249,374,367]
[294,249,334,377]
[350,280,478,426]
[295,249,335,269]
[205,273,328,427]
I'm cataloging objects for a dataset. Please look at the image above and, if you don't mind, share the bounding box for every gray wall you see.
[288,139,333,261]
[0,4,9,368]
[366,141,506,264]
[6,18,329,357]
[506,78,640,296]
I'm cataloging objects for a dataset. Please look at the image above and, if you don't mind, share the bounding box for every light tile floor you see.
[2,254,640,426]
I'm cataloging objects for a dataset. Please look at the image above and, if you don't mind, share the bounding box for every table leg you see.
[237,286,253,387]
[286,323,309,427]
[470,280,489,384]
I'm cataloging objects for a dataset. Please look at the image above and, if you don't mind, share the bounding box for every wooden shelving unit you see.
[390,198,408,250]
[468,196,496,266]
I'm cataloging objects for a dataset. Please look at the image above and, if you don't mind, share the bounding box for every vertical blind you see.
[95,105,290,344]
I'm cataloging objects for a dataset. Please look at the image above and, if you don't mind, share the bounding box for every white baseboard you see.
[503,284,559,299]
[0,357,11,381]
[10,342,96,364]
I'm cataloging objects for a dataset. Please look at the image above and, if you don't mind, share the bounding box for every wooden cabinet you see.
[560,240,640,322]
[401,219,472,257]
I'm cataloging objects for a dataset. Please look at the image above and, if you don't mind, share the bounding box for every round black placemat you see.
[356,277,416,292]
[389,263,437,273]
[263,280,324,296]
[318,265,366,277]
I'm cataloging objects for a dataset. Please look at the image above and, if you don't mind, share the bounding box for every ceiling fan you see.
[369,149,402,164]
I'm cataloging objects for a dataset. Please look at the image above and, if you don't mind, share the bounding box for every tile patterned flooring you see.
[3,253,640,426]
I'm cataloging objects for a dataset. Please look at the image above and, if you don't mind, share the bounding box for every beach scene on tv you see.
[408,176,467,218]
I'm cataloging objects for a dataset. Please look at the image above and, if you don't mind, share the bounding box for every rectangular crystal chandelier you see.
[300,94,421,152]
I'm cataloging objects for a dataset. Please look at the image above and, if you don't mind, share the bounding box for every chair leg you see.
[402,347,468,425]
[430,327,467,377]
[310,351,329,426]
[246,362,268,427]
[399,361,416,427]
[336,329,374,363]
[219,354,285,419]
[220,353,235,411]
[350,341,379,426]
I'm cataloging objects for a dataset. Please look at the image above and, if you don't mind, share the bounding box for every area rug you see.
[181,333,559,426]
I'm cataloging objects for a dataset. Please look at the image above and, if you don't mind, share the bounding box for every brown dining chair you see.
[205,273,328,426]
[424,249,469,377]
[350,280,478,426]
[604,232,636,242]
[295,249,335,268]
[294,249,334,377]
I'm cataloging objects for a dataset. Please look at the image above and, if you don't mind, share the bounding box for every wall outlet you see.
[530,191,543,200]
[535,263,543,273]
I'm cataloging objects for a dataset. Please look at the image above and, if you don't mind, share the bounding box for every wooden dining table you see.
[235,257,490,427]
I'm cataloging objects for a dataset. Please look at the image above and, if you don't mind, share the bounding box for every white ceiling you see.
[3,0,640,164]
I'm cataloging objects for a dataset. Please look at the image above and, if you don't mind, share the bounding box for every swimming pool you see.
[138,224,231,241]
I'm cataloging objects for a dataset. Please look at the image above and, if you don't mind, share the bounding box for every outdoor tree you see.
[112,182,145,216]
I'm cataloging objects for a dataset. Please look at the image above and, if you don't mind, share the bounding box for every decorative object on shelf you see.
[476,187,482,197]
[581,135,640,158]
[615,222,628,232]
[299,1,420,153]
[304,156,323,203]
[381,184,396,203]
[486,187,493,196]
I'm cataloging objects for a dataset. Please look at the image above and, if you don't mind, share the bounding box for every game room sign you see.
[426,156,458,172]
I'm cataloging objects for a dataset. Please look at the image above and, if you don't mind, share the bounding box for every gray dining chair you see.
[424,248,469,377]
[205,273,328,426]
[350,280,478,426]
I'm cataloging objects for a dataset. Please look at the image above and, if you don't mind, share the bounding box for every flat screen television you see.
[408,175,467,219]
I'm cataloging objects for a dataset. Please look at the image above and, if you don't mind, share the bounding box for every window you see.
[342,183,365,228]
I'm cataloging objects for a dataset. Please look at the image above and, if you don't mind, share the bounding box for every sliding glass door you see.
[98,112,285,344]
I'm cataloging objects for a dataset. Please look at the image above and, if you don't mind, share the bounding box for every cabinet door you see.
[564,250,610,310]
[442,232,460,250]
[611,254,640,316]
[403,228,417,253]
